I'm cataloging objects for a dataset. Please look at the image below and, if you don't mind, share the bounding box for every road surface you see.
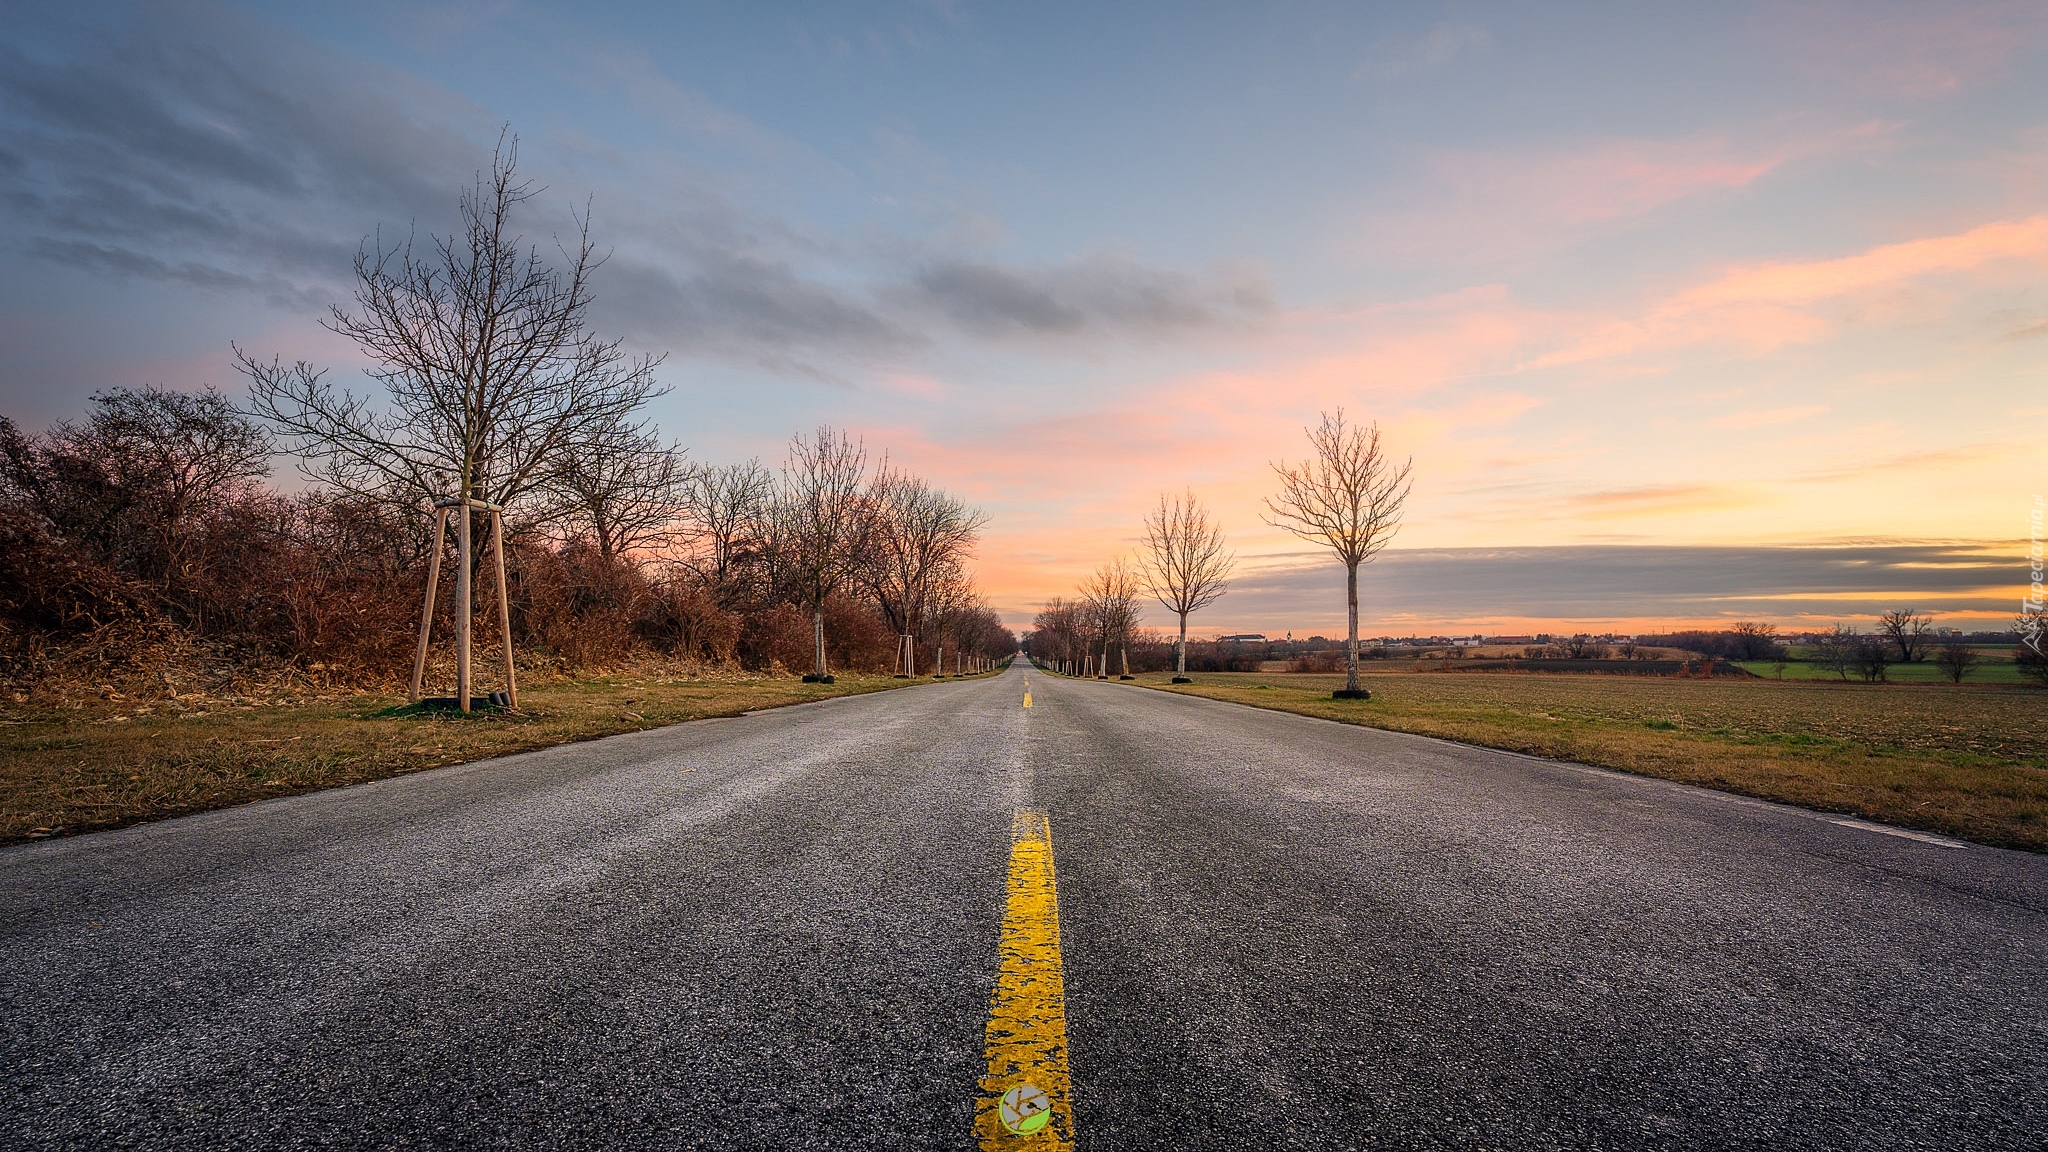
[3,661,2044,1149]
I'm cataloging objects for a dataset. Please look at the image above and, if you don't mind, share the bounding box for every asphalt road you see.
[3,661,2045,1149]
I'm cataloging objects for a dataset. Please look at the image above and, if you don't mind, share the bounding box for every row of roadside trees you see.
[1032,409,1413,700]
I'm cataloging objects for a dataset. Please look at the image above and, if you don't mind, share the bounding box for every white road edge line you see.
[1826,818,1967,849]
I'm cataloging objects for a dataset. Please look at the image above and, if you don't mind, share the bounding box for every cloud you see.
[0,2,1268,393]
[599,250,921,374]
[0,3,488,308]
[1359,121,1899,266]
[898,254,1272,339]
[1528,214,2048,370]
[1356,21,1493,80]
[1675,215,2048,309]
[1360,135,1778,263]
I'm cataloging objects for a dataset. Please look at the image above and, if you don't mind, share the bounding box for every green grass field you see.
[1738,648,2024,683]
[1130,669,2047,852]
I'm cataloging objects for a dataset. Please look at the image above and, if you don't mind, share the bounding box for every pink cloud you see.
[1359,135,1780,262]
[1356,119,1903,265]
[1676,215,2048,308]
[1531,213,2048,369]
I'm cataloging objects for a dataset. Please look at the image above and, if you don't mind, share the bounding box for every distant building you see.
[1217,634,1266,643]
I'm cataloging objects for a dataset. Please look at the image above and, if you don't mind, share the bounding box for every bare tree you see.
[1810,624,1858,680]
[2017,612,2048,687]
[540,417,688,563]
[1729,621,1782,661]
[1264,409,1412,699]
[1079,559,1141,679]
[777,425,868,681]
[239,134,663,708]
[682,459,774,605]
[860,468,987,675]
[1139,489,1234,681]
[1933,635,1979,684]
[1878,608,1933,664]
[1031,597,1081,674]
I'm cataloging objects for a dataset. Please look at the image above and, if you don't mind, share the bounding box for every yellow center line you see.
[975,809,1075,1148]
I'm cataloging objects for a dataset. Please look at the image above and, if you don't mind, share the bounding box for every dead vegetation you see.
[0,667,966,843]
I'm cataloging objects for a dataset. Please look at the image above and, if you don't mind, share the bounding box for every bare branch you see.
[1138,488,1233,674]
[1263,408,1411,568]
[536,416,689,562]
[238,132,665,512]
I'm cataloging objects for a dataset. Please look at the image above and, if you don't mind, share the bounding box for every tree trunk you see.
[456,504,472,711]
[813,608,827,678]
[1346,561,1360,693]
[1177,613,1189,674]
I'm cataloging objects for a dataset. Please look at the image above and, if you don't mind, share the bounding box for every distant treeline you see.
[1633,626,1787,661]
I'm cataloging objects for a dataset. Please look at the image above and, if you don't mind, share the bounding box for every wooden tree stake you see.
[409,506,449,703]
[491,509,517,710]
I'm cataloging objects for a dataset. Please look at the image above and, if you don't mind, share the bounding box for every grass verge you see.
[1130,671,2048,852]
[0,671,968,844]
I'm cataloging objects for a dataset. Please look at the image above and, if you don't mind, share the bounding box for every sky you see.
[1,0,2042,637]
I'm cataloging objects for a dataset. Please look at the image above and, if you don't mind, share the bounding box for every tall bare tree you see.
[1264,409,1412,699]
[777,425,869,681]
[1139,489,1234,680]
[540,417,688,562]
[239,133,663,706]
[682,459,775,606]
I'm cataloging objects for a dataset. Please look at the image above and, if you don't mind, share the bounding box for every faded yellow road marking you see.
[1023,678,1032,708]
[975,810,1074,1149]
